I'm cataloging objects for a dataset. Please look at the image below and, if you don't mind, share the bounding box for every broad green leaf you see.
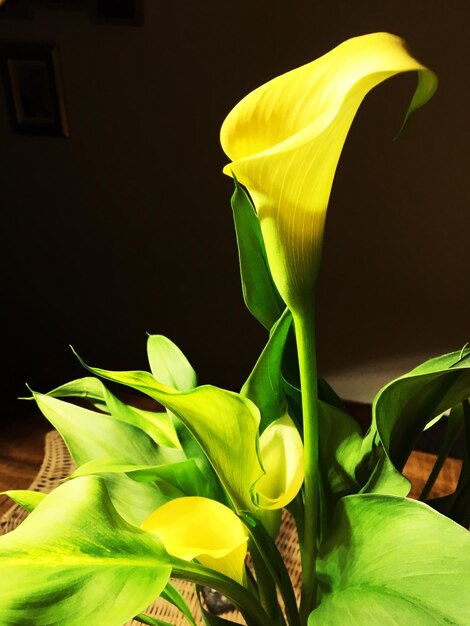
[73,358,264,512]
[33,391,171,524]
[147,334,197,391]
[142,496,249,584]
[1,490,46,512]
[70,457,217,499]
[231,177,284,329]
[312,494,470,625]
[315,401,410,532]
[48,376,180,448]
[358,448,410,497]
[317,400,363,499]
[373,348,470,470]
[0,476,172,626]
[241,308,291,431]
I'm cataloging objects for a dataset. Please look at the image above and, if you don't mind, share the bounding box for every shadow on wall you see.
[1,0,469,422]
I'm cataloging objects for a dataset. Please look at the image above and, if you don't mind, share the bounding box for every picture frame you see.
[0,43,69,137]
[0,0,33,21]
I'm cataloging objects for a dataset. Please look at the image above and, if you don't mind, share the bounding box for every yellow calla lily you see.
[141,496,248,584]
[221,32,437,311]
[255,413,304,510]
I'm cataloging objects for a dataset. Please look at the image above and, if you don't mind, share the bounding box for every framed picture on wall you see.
[0,43,69,137]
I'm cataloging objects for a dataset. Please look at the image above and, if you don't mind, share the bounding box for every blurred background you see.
[1,0,468,423]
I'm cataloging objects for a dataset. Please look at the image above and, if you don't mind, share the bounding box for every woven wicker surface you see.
[0,431,301,625]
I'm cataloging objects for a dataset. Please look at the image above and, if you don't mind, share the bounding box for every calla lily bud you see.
[255,413,304,510]
[141,496,248,584]
[221,33,437,312]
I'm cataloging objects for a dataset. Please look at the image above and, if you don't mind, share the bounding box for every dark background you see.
[1,1,469,422]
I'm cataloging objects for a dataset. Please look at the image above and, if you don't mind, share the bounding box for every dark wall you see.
[1,1,469,420]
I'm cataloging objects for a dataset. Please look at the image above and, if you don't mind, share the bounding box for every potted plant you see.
[1,32,469,626]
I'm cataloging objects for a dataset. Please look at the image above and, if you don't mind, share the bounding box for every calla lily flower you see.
[255,413,304,510]
[221,32,437,311]
[141,496,248,584]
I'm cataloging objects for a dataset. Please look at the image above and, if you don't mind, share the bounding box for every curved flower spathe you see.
[141,496,249,584]
[255,413,304,510]
[221,33,437,311]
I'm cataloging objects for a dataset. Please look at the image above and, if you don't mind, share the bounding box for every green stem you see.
[249,540,286,625]
[171,559,270,626]
[292,300,319,625]
[243,513,300,626]
[420,410,462,501]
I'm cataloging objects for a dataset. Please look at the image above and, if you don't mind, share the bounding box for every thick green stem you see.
[292,300,319,625]
[250,541,286,625]
[171,559,270,626]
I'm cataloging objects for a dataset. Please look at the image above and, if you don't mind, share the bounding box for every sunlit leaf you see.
[0,476,172,626]
[147,334,197,392]
[312,495,470,624]
[70,457,216,499]
[48,376,181,448]
[33,391,171,524]
[0,490,46,513]
[372,348,470,470]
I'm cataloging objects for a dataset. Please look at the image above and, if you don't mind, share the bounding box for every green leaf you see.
[241,308,291,431]
[48,376,181,449]
[73,356,264,513]
[317,401,363,499]
[1,490,46,512]
[35,389,166,465]
[160,582,198,626]
[231,178,284,330]
[358,448,410,497]
[0,476,172,626]
[311,495,470,625]
[315,401,410,533]
[70,457,217,499]
[147,334,197,391]
[33,391,171,524]
[145,335,224,503]
[373,348,470,470]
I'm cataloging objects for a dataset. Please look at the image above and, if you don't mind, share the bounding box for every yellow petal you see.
[141,496,248,584]
[255,414,304,510]
[221,33,437,311]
